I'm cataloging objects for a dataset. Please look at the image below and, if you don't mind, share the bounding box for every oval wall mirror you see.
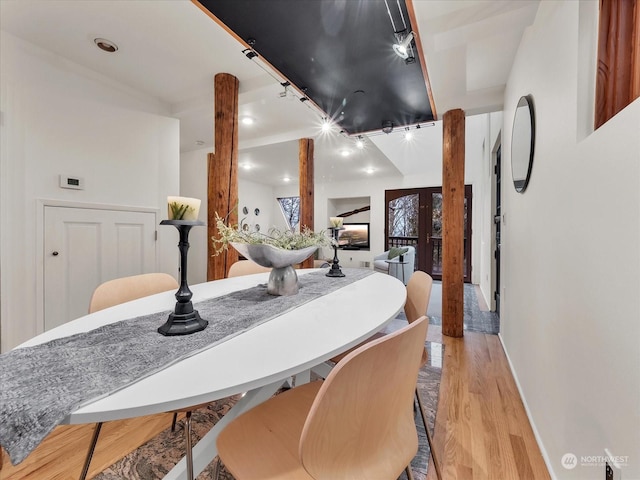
[511,95,536,193]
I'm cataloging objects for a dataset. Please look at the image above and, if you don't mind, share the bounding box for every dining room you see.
[2,0,639,479]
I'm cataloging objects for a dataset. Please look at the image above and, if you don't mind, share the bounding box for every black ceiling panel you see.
[197,0,435,135]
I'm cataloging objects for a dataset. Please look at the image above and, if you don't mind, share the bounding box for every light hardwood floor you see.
[1,326,550,480]
[425,325,550,480]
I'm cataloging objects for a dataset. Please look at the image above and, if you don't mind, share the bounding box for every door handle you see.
[426,234,430,242]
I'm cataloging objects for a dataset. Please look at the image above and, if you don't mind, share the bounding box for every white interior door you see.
[44,206,156,330]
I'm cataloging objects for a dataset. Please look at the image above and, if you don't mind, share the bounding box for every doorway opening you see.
[385,186,472,282]
[494,146,502,315]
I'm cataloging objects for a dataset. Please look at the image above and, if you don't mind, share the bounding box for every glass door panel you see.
[386,186,472,282]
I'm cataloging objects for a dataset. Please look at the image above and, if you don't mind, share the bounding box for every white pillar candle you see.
[167,196,201,221]
[329,217,343,228]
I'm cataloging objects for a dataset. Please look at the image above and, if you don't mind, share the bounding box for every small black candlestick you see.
[158,220,208,336]
[326,227,345,277]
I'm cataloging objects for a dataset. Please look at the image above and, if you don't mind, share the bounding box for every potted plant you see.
[213,213,330,295]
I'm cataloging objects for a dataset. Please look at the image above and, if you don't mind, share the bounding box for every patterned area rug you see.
[94,342,443,480]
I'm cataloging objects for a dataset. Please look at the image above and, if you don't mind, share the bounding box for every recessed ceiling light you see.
[240,116,255,126]
[355,138,365,149]
[94,38,118,53]
[283,176,291,182]
[321,118,332,133]
[241,163,252,170]
[340,149,352,157]
[195,140,205,146]
[405,128,413,141]
[365,167,376,174]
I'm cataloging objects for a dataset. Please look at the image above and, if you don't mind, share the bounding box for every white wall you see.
[501,1,640,478]
[0,32,180,352]
[180,146,289,285]
[179,148,209,285]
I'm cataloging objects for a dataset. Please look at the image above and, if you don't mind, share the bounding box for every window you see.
[595,0,640,128]
[277,196,300,231]
[388,194,419,237]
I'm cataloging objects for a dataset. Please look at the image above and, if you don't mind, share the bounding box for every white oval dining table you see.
[20,268,407,479]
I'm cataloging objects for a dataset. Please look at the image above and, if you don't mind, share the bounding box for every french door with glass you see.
[385,186,472,282]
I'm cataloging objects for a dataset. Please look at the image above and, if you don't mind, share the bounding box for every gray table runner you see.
[0,268,373,465]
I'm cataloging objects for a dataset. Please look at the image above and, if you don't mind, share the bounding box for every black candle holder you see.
[158,220,208,336]
[326,227,345,278]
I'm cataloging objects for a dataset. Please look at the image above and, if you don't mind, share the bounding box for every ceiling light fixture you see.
[240,116,255,125]
[392,31,414,60]
[283,176,291,182]
[340,149,352,157]
[241,163,252,170]
[382,120,394,134]
[278,82,296,101]
[94,38,118,53]
[195,140,205,146]
[321,118,333,133]
[355,137,365,149]
[242,38,259,59]
[365,167,376,174]
[404,127,413,141]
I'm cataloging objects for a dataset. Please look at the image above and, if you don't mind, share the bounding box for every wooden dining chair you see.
[82,272,207,480]
[226,259,271,278]
[216,315,430,480]
[320,270,441,479]
[88,272,179,313]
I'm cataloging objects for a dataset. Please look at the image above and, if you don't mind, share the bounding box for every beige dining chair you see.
[216,315,430,480]
[325,270,441,479]
[226,259,271,277]
[82,272,206,480]
[88,272,178,313]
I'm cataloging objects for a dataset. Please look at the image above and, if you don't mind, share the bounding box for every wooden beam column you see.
[299,138,315,269]
[208,73,239,280]
[442,108,465,337]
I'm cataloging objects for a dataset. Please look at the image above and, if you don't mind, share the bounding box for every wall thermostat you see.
[59,175,84,190]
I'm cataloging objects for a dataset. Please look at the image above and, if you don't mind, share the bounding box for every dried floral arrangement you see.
[212,213,330,255]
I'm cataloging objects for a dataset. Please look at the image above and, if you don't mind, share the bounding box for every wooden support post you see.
[208,73,239,280]
[299,138,315,269]
[442,109,465,337]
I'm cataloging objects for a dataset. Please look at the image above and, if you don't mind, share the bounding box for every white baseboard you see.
[497,333,558,480]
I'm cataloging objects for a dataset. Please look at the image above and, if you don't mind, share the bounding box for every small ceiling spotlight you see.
[278,82,296,101]
[355,136,365,149]
[321,118,333,133]
[243,38,259,59]
[240,116,255,126]
[279,81,292,99]
[283,176,291,182]
[241,163,252,170]
[340,149,352,157]
[404,127,413,141]
[382,120,394,134]
[393,31,414,60]
[94,38,118,53]
[365,167,376,174]
[242,48,258,59]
